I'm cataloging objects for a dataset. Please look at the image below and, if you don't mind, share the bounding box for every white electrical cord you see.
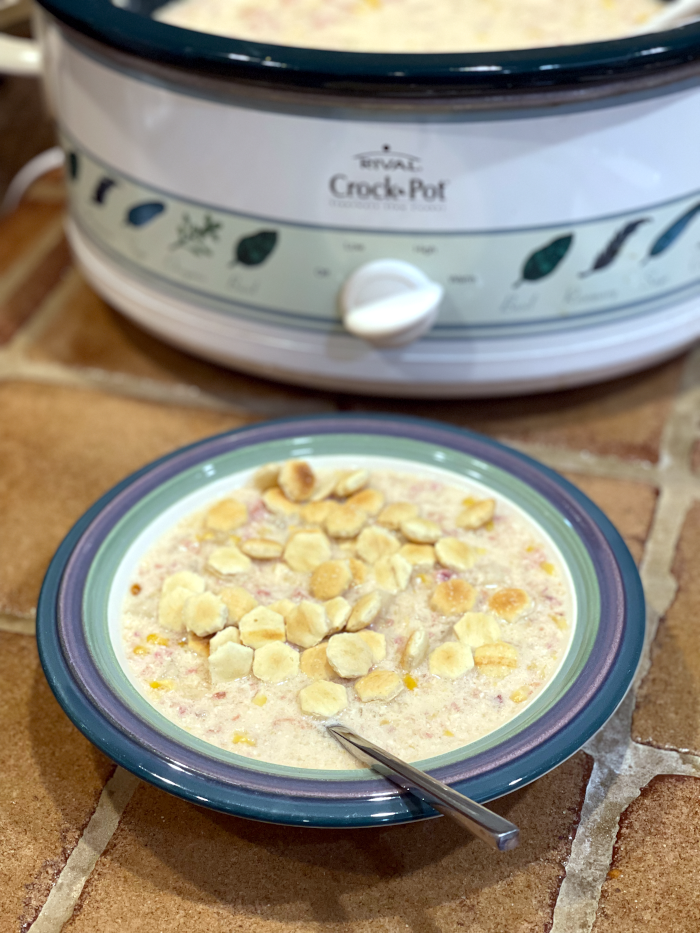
[0,146,64,216]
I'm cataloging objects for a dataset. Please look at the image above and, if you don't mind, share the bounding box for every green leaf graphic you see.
[521,234,573,283]
[233,230,278,267]
[68,152,79,181]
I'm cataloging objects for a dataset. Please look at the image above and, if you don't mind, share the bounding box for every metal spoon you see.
[327,723,519,851]
[637,0,700,33]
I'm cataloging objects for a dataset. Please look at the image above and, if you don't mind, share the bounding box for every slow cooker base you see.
[68,220,700,399]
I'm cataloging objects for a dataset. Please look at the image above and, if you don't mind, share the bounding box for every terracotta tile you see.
[0,68,57,199]
[0,382,252,617]
[0,633,113,933]
[339,356,685,463]
[0,202,64,276]
[64,753,591,933]
[26,270,337,415]
[0,236,72,344]
[24,167,66,205]
[561,474,657,565]
[593,775,700,933]
[632,502,700,754]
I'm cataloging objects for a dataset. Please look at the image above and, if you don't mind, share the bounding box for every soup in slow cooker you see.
[154,0,664,53]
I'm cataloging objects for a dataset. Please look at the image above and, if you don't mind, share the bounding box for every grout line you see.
[0,357,338,418]
[552,723,700,933]
[6,267,85,353]
[0,355,256,416]
[0,348,337,419]
[0,612,35,635]
[28,768,140,933]
[636,485,689,621]
[0,218,65,310]
[64,365,337,417]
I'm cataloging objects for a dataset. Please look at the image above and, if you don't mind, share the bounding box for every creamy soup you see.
[154,0,663,53]
[121,460,572,770]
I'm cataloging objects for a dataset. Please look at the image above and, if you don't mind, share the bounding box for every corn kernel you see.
[525,545,536,553]
[443,729,455,737]
[550,613,568,631]
[380,718,391,725]
[149,680,175,691]
[146,633,169,646]
[133,645,148,656]
[510,685,534,703]
[403,674,418,691]
[416,573,433,586]
[541,561,556,576]
[252,695,268,707]
[232,732,257,746]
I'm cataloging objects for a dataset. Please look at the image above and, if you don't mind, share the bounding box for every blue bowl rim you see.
[36,0,700,97]
[36,413,645,828]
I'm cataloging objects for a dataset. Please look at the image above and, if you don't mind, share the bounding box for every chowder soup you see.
[122,459,572,770]
[154,0,664,54]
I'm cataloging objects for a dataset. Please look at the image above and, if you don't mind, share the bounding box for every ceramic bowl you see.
[37,414,645,827]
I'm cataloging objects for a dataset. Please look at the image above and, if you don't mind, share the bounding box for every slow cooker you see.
[4,0,700,395]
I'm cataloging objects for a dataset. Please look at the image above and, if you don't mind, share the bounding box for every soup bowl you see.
[37,415,645,826]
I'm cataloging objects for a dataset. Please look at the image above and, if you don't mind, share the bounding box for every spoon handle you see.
[640,0,700,32]
[327,724,520,851]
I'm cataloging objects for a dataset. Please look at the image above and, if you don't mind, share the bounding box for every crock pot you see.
[5,1,700,396]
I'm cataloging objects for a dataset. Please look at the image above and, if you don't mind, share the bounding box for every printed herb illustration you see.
[649,202,700,258]
[171,213,223,256]
[517,234,573,285]
[232,230,278,267]
[126,202,166,227]
[92,177,117,205]
[580,218,650,277]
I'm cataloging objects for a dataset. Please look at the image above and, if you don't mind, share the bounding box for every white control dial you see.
[340,259,444,349]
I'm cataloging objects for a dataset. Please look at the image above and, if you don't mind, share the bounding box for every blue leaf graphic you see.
[67,152,79,181]
[126,202,166,227]
[649,202,700,258]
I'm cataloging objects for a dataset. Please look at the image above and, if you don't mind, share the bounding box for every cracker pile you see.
[155,460,531,718]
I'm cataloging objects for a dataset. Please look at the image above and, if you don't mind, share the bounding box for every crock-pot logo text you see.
[328,145,448,209]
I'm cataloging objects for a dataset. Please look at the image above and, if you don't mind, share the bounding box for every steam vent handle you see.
[341,259,444,349]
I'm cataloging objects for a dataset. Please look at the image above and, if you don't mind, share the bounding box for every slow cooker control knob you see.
[340,259,443,349]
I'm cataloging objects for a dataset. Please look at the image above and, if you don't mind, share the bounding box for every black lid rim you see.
[36,0,700,95]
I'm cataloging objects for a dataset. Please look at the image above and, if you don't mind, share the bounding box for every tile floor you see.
[1,172,699,933]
